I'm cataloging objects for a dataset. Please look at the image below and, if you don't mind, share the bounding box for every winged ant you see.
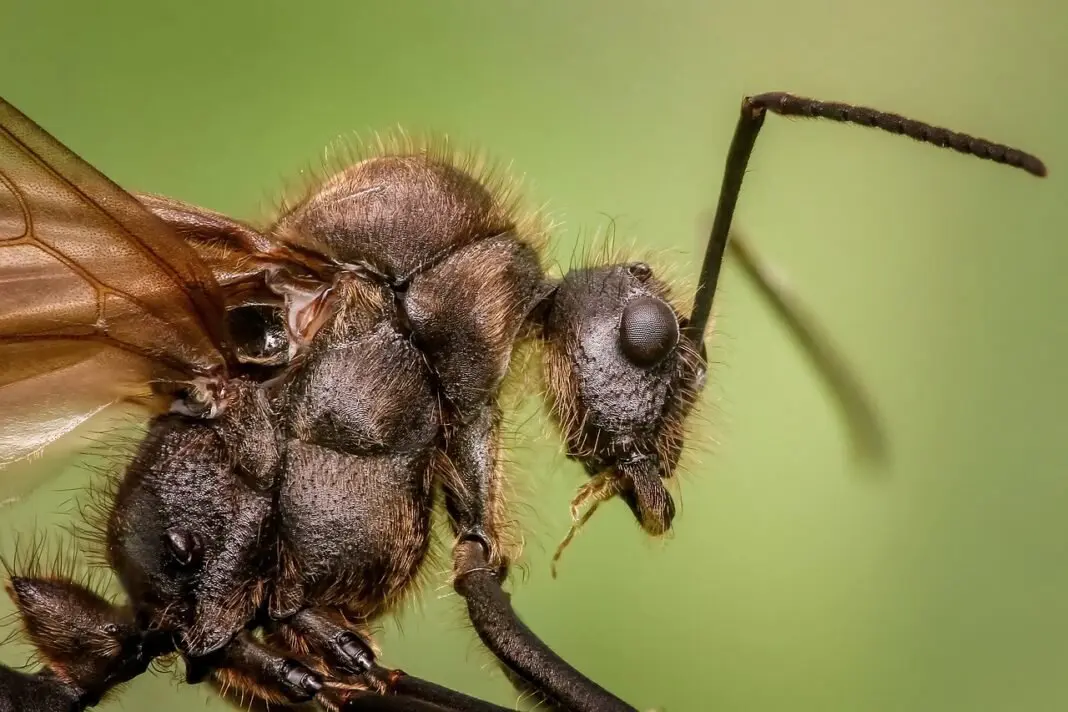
[0,93,1046,711]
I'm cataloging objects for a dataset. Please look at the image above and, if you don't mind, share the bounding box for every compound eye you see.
[619,296,679,367]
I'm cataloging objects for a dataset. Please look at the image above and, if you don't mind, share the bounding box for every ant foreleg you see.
[452,540,638,712]
[435,400,637,710]
[317,671,520,712]
[372,672,517,712]
[267,607,377,679]
[329,690,483,711]
[439,404,513,576]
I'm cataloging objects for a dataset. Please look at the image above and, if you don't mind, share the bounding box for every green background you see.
[1,1,1064,710]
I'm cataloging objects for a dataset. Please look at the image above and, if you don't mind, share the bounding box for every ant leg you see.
[437,403,512,578]
[407,234,548,574]
[266,607,377,678]
[3,575,171,711]
[491,665,566,712]
[185,629,323,706]
[329,691,475,711]
[437,405,637,710]
[374,673,518,712]
[270,607,514,712]
[318,673,520,712]
[338,690,529,712]
[434,396,638,710]
[452,540,638,712]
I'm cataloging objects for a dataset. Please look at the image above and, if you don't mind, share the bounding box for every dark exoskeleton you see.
[0,93,1047,712]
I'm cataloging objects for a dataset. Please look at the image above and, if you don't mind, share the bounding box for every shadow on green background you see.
[1,2,1065,710]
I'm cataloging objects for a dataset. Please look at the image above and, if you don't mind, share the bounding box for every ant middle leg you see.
[267,606,515,712]
[184,630,324,706]
[268,607,377,679]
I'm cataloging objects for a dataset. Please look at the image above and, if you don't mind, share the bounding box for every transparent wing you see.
[0,96,233,491]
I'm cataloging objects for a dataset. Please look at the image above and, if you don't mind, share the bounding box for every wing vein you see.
[0,111,230,364]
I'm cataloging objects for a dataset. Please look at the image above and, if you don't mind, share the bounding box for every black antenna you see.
[684,92,1048,344]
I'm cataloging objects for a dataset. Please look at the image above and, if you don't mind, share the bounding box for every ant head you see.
[542,260,706,536]
[537,91,1050,550]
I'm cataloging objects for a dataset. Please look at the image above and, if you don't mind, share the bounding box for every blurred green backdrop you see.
[1,1,1064,711]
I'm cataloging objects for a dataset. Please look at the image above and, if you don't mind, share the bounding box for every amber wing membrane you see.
[0,97,232,486]
[136,192,303,303]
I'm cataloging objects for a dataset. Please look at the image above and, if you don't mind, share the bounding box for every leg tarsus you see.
[269,607,516,712]
[284,608,376,676]
[189,630,323,703]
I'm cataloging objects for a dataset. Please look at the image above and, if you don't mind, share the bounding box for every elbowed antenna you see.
[683,92,1049,344]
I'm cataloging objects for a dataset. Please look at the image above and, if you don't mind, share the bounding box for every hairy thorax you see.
[273,278,440,618]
